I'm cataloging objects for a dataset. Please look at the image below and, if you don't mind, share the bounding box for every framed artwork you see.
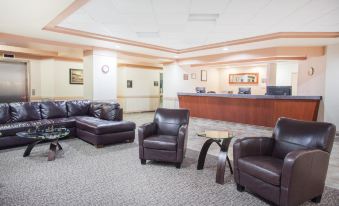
[229,73,259,84]
[154,81,159,86]
[201,70,207,81]
[69,69,83,84]
[191,73,196,79]
[183,74,189,80]
[127,80,133,88]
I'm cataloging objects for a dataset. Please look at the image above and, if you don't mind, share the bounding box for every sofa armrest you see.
[233,137,274,183]
[233,137,274,159]
[138,122,156,145]
[280,149,330,206]
[177,124,188,162]
[115,108,123,121]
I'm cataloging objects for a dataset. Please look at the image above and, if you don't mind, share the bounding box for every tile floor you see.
[125,112,339,189]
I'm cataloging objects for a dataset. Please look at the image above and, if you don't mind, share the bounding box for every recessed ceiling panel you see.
[58,0,339,50]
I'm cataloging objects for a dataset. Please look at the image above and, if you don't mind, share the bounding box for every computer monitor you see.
[238,87,251,94]
[266,86,292,95]
[195,87,206,93]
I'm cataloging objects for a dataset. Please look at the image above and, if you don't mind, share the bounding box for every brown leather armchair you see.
[233,117,336,206]
[138,108,190,168]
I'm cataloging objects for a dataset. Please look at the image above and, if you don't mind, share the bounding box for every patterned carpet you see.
[1,140,339,206]
[0,112,339,205]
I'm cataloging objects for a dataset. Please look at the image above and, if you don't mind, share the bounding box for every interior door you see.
[0,61,28,103]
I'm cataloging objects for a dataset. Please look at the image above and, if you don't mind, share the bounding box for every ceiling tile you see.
[152,0,191,13]
[190,0,230,13]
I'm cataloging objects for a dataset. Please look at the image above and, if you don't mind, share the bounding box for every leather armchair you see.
[233,117,336,206]
[138,108,190,168]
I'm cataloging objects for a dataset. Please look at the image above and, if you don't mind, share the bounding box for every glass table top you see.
[16,127,70,140]
[197,130,235,139]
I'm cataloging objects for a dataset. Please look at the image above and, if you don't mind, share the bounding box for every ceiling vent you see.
[3,53,15,58]
[188,13,219,22]
[136,32,160,38]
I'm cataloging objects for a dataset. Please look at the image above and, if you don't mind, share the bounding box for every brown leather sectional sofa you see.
[0,100,136,149]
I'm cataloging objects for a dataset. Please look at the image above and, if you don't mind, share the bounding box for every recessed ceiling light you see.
[136,32,159,38]
[174,55,179,58]
[115,45,121,49]
[223,47,229,51]
[188,14,219,22]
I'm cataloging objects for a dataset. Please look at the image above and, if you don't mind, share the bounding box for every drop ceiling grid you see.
[58,0,339,50]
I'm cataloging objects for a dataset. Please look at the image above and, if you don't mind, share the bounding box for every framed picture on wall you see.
[127,80,133,88]
[191,73,196,79]
[183,74,189,80]
[154,81,159,86]
[201,70,207,81]
[69,69,83,84]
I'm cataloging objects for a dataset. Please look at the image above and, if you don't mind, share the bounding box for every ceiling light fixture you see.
[174,55,179,58]
[188,13,219,22]
[136,32,160,38]
[115,45,121,49]
[223,47,229,51]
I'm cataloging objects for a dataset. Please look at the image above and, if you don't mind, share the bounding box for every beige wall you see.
[117,67,161,112]
[219,65,267,95]
[163,62,220,108]
[29,59,83,100]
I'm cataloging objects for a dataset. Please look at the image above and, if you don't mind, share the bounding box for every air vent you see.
[188,13,219,22]
[3,53,15,58]
[136,32,160,38]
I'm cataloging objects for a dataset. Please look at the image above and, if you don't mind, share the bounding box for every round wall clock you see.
[101,65,110,74]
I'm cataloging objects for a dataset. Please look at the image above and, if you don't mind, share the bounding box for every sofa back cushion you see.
[0,103,11,124]
[154,108,190,136]
[89,102,120,120]
[66,100,90,117]
[272,117,336,159]
[9,102,41,122]
[40,101,67,119]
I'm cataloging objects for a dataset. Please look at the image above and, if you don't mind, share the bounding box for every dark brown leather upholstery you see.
[0,103,10,124]
[66,100,90,117]
[0,100,135,149]
[40,101,67,119]
[233,117,336,206]
[9,102,41,122]
[138,108,189,168]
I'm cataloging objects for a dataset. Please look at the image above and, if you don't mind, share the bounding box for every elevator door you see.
[0,61,28,103]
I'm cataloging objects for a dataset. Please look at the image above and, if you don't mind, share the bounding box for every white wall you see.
[117,67,161,112]
[29,59,83,100]
[163,62,220,108]
[219,65,267,95]
[276,62,299,86]
[324,44,339,128]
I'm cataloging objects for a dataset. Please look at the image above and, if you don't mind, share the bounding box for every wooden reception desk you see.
[178,93,321,127]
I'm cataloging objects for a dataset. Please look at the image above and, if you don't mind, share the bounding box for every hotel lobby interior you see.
[1,0,339,205]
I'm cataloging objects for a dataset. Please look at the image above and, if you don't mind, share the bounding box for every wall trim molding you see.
[117,95,161,99]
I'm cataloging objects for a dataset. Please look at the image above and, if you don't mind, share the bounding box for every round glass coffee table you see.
[17,127,70,161]
[197,130,235,184]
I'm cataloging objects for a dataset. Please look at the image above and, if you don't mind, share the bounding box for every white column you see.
[324,44,339,129]
[83,49,117,101]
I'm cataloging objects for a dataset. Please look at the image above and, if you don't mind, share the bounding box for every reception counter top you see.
[178,92,322,100]
[178,93,321,127]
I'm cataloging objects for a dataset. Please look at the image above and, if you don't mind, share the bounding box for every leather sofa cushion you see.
[76,116,135,135]
[100,104,120,121]
[9,102,41,122]
[89,102,120,119]
[40,101,67,119]
[0,121,40,136]
[154,108,189,136]
[238,156,283,186]
[143,135,177,151]
[0,103,10,124]
[66,100,90,117]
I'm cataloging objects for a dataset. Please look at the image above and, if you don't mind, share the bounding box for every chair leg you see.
[140,159,146,165]
[175,163,182,169]
[236,184,245,192]
[311,195,322,203]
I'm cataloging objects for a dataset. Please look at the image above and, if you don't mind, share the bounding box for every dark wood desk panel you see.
[178,94,320,127]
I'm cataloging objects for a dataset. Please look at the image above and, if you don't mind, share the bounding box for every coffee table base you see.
[23,139,63,161]
[197,138,233,184]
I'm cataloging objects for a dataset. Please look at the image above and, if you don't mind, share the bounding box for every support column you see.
[83,50,117,101]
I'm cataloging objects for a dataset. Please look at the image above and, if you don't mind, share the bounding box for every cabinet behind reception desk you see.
[178,93,321,127]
